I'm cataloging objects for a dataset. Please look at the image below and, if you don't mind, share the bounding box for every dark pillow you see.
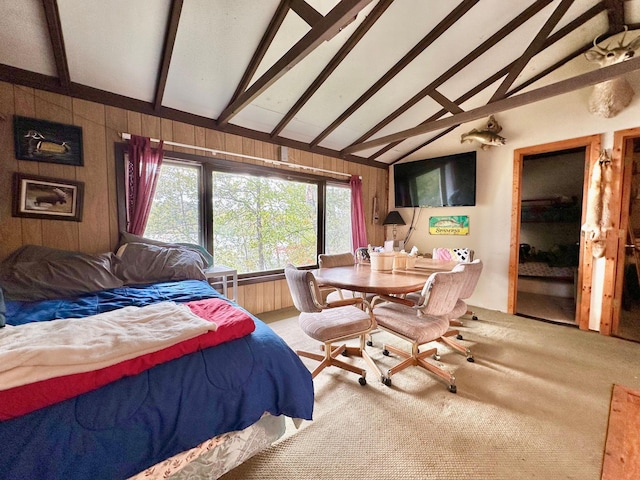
[0,287,5,327]
[117,232,213,267]
[0,247,124,301]
[114,242,206,285]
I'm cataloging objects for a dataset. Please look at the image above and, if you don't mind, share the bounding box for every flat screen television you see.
[393,151,476,208]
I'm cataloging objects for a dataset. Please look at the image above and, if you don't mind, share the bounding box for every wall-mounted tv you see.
[393,151,477,208]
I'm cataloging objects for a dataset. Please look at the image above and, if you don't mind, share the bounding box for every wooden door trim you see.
[508,135,600,331]
[610,127,640,335]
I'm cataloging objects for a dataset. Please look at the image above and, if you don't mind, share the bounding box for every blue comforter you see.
[1,280,314,480]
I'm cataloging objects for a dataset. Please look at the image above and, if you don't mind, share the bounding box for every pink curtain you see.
[125,135,164,235]
[350,175,368,250]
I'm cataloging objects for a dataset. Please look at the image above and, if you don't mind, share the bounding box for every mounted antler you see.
[584,26,640,118]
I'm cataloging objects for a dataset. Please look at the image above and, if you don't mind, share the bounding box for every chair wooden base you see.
[298,337,382,384]
[382,342,457,393]
[440,330,474,362]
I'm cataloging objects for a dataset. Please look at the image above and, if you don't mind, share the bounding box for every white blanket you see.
[0,302,217,390]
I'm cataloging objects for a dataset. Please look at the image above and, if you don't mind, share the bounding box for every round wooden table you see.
[312,260,457,296]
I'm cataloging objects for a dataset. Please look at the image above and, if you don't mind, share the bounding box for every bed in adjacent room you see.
[0,243,314,480]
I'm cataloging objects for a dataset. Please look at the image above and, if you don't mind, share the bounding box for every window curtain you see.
[350,175,368,250]
[125,135,164,235]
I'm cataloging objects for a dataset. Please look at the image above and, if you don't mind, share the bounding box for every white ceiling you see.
[2,1,640,166]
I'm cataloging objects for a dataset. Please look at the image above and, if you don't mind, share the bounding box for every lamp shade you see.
[383,210,405,226]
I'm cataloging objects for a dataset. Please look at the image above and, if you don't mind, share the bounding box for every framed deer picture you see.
[12,173,84,222]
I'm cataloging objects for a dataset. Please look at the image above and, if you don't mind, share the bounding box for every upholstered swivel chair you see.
[418,251,480,322]
[317,252,356,303]
[370,270,466,393]
[284,264,382,385]
[447,259,483,325]
[403,259,483,363]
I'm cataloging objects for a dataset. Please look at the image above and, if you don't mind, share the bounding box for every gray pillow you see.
[114,242,206,285]
[0,288,5,327]
[117,232,213,267]
[0,247,124,301]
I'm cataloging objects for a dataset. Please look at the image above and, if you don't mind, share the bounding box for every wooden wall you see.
[0,81,388,314]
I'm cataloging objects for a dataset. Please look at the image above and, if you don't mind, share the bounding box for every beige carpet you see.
[221,307,640,480]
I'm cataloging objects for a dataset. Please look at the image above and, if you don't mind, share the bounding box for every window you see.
[212,171,318,274]
[144,161,202,244]
[137,150,353,277]
[325,184,352,254]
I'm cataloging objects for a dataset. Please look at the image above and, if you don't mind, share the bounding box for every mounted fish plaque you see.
[429,216,469,235]
[460,115,506,150]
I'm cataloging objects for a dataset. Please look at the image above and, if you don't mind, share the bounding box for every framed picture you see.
[12,173,84,222]
[428,215,469,235]
[13,115,84,166]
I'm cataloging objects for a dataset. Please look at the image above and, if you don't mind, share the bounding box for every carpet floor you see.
[221,307,640,480]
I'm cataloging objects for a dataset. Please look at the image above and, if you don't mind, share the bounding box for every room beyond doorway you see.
[509,135,600,331]
[515,148,585,326]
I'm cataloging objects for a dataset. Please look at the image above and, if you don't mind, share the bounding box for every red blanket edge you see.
[0,298,255,421]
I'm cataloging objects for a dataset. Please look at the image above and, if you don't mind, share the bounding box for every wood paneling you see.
[0,81,386,315]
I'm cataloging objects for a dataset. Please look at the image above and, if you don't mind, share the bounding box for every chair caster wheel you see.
[448,384,457,393]
[366,340,373,347]
[456,334,463,340]
[358,377,367,386]
[382,349,390,356]
[467,356,475,363]
[341,350,348,357]
[433,353,441,361]
[472,315,478,320]
[383,377,392,387]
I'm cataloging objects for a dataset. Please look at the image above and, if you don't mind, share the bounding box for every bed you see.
[0,242,314,480]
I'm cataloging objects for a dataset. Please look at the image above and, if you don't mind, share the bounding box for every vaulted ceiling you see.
[2,1,640,167]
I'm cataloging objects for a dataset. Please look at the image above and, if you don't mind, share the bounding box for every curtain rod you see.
[120,133,355,179]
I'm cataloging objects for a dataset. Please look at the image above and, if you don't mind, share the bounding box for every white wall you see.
[389,51,640,323]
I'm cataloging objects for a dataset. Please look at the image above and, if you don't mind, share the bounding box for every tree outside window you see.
[143,157,352,276]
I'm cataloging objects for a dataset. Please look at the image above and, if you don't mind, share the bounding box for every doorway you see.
[611,132,640,342]
[509,135,601,331]
[515,148,585,325]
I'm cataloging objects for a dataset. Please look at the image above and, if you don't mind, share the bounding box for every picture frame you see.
[12,173,84,222]
[13,115,84,166]
[428,215,469,235]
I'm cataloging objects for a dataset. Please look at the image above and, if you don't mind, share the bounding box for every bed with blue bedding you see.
[0,245,314,480]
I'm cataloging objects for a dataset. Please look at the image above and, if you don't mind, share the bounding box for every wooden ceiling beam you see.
[343,55,640,154]
[216,0,374,127]
[227,0,290,106]
[605,0,626,34]
[391,125,458,163]
[42,0,70,90]
[289,0,323,26]
[361,1,604,160]
[0,63,386,169]
[309,0,479,148]
[153,0,183,111]
[428,89,464,114]
[270,0,392,138]
[367,66,510,161]
[347,0,553,148]
[489,0,573,103]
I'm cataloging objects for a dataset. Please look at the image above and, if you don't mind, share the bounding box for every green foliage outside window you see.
[145,159,352,275]
[145,162,200,244]
[212,172,318,273]
[325,184,352,254]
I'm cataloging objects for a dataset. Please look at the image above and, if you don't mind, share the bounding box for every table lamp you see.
[383,210,405,251]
